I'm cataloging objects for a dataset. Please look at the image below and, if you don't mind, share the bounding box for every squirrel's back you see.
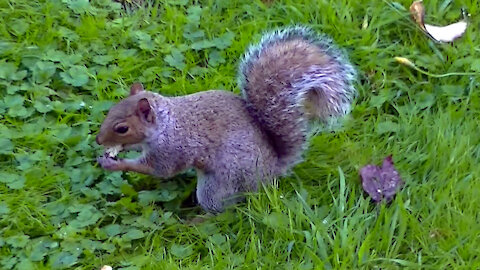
[238,26,356,173]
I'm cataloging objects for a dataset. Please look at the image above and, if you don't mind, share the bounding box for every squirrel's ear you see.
[130,82,144,96]
[136,98,155,124]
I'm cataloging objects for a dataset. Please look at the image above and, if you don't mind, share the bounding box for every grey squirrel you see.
[95,26,356,212]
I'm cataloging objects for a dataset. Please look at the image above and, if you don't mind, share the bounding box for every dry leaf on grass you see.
[360,156,404,203]
[409,0,468,43]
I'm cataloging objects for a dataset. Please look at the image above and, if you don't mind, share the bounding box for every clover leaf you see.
[0,138,13,154]
[164,49,186,71]
[9,19,29,36]
[34,96,53,113]
[102,224,122,237]
[0,61,17,79]
[170,244,193,258]
[66,0,91,14]
[60,65,89,87]
[122,229,145,241]
[32,61,57,84]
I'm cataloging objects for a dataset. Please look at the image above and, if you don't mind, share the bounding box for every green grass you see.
[1,0,479,269]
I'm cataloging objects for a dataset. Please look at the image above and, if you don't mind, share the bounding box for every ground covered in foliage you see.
[1,0,479,269]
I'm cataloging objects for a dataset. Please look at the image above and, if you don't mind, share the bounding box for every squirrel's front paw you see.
[97,156,123,171]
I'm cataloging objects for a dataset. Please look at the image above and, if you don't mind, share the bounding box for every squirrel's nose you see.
[96,135,102,145]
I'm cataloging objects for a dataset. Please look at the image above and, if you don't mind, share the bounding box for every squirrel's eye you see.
[114,125,129,134]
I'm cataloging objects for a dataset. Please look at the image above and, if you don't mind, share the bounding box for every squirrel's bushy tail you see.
[238,26,356,173]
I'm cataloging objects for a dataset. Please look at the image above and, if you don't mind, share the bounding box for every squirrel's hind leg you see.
[195,170,243,213]
[195,164,270,213]
[195,130,277,213]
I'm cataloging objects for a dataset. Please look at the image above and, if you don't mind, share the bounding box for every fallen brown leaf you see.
[359,156,404,203]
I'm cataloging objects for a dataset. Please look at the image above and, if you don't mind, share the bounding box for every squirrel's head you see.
[96,83,158,147]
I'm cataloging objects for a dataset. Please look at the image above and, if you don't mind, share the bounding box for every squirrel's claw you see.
[97,156,123,171]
